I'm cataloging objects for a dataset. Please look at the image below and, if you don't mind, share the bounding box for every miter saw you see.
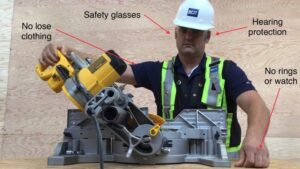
[36,50,231,168]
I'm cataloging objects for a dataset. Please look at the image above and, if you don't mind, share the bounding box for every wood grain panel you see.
[238,113,300,138]
[0,135,3,159]
[0,0,14,135]
[4,95,72,135]
[1,134,62,160]
[0,2,14,160]
[266,137,300,160]
[2,0,300,159]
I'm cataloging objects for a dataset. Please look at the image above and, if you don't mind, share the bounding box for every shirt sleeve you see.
[130,61,161,90]
[223,60,256,101]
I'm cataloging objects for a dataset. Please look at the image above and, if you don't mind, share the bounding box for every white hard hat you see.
[173,0,214,30]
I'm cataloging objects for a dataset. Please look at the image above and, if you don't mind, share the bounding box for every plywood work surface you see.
[0,158,300,169]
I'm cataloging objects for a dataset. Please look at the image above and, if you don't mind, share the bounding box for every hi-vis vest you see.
[161,55,241,152]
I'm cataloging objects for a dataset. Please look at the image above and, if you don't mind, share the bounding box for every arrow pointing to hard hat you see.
[144,14,171,35]
[215,26,248,36]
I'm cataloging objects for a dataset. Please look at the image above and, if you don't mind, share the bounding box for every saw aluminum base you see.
[48,109,231,167]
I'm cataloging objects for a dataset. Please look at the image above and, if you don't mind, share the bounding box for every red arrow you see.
[56,28,135,64]
[215,26,248,36]
[144,14,170,35]
[259,88,281,148]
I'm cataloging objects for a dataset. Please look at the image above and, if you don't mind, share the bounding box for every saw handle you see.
[36,50,67,80]
[35,50,74,93]
[36,64,52,81]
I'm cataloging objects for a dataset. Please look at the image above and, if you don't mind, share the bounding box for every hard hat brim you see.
[173,19,214,31]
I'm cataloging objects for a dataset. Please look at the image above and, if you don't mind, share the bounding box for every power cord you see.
[93,116,104,169]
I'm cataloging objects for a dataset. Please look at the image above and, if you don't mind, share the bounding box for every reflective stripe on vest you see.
[201,56,225,108]
[161,57,176,120]
[222,90,242,153]
[161,55,241,152]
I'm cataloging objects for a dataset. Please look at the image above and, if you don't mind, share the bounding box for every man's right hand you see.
[39,42,72,67]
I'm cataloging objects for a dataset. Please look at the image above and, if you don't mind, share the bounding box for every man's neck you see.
[178,52,204,75]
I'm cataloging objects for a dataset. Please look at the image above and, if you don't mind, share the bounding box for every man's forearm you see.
[245,97,270,142]
[117,65,137,85]
[236,90,270,167]
[237,90,270,142]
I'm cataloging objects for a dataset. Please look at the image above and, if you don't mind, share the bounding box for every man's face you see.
[175,26,210,57]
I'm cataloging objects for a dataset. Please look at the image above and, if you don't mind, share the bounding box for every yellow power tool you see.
[36,50,127,111]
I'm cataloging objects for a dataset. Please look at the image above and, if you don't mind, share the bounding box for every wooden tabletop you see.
[0,158,300,169]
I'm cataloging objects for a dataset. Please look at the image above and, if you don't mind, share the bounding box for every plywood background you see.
[0,0,14,160]
[1,0,299,160]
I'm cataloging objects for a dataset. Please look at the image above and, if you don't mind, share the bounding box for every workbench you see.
[0,158,300,169]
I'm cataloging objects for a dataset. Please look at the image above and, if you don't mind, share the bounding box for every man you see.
[39,0,270,167]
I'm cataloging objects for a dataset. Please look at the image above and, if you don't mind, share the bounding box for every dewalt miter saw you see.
[36,50,231,168]
[36,50,127,111]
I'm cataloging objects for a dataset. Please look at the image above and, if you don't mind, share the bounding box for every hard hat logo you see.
[174,0,215,31]
[187,8,199,17]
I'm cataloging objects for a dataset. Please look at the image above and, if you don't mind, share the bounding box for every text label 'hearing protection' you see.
[248,18,287,37]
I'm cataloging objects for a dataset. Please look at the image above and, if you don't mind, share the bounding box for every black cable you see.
[93,116,104,169]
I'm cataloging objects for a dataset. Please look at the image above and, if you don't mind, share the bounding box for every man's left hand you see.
[235,137,270,168]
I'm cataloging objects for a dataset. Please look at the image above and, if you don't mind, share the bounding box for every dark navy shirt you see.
[131,53,255,147]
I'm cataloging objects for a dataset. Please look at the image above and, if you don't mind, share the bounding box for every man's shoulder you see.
[223,59,238,70]
[130,60,162,78]
[130,60,162,70]
[130,60,163,89]
[207,55,236,65]
[207,55,240,73]
[222,59,247,79]
[221,58,255,99]
[133,60,163,65]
